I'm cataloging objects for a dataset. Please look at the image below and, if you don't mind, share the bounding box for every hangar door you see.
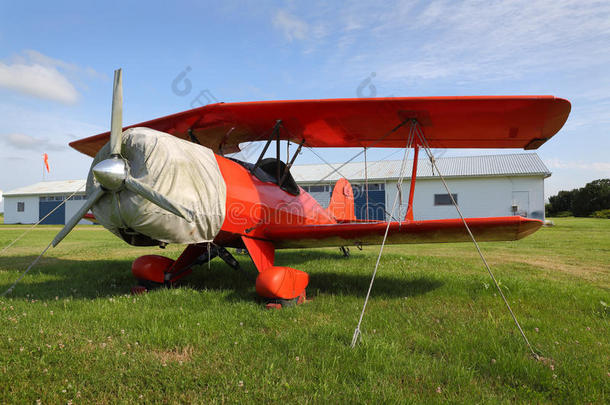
[39,196,65,225]
[353,183,386,220]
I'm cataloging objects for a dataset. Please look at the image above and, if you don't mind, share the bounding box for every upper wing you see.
[70,96,571,157]
[263,216,542,249]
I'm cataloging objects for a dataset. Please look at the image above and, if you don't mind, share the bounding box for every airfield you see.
[0,216,607,403]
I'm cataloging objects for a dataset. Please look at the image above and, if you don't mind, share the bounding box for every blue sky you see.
[0,0,609,203]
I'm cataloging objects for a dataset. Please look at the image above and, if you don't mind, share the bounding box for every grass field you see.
[0,218,608,403]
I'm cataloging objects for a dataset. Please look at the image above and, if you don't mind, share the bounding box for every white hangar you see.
[2,153,550,225]
[291,153,550,221]
[3,180,89,225]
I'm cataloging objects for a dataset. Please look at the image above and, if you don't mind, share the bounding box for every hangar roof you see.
[3,153,550,195]
[291,153,550,183]
[4,180,87,197]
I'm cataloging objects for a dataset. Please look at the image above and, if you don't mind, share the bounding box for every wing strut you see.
[252,120,282,174]
[364,147,369,221]
[279,139,304,187]
[405,145,419,221]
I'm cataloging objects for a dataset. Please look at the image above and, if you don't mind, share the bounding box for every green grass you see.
[0,218,608,403]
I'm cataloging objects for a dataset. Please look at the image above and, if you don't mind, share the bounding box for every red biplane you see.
[51,70,571,307]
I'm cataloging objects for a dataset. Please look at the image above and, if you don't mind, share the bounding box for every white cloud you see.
[21,49,77,71]
[1,133,66,152]
[545,158,610,173]
[284,0,610,84]
[0,62,79,104]
[403,0,610,75]
[273,10,309,42]
[0,50,104,104]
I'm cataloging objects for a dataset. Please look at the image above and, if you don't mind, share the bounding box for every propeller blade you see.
[124,176,193,222]
[110,69,123,156]
[52,186,105,247]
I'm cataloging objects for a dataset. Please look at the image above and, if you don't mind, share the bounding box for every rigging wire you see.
[304,146,350,183]
[278,118,409,191]
[306,120,411,186]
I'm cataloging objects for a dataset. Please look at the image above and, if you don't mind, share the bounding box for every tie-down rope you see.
[0,184,86,256]
[351,120,539,360]
[351,122,416,347]
[0,184,86,297]
[412,123,539,359]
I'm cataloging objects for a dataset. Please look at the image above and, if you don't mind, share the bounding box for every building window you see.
[366,183,385,191]
[17,202,25,212]
[307,185,328,193]
[434,193,458,206]
[353,183,385,192]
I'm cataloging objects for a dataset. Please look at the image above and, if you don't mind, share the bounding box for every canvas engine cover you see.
[87,127,226,245]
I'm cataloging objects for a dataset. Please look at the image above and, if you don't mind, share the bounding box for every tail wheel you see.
[131,285,148,295]
[135,278,165,291]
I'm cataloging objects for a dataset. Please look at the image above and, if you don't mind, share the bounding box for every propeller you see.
[109,69,123,156]
[52,69,192,248]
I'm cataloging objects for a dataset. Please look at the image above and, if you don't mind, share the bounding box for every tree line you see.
[546,179,610,218]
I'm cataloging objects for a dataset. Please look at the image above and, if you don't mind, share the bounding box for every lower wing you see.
[263,216,542,249]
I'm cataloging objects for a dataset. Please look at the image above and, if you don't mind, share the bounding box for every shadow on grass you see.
[0,251,442,303]
[0,255,137,301]
[273,248,375,265]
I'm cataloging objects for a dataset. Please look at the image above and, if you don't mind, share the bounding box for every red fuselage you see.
[213,154,335,247]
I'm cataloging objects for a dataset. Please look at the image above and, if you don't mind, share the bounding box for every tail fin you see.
[326,178,357,222]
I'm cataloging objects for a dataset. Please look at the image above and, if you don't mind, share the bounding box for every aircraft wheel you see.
[131,255,174,291]
[264,290,307,309]
[136,278,165,291]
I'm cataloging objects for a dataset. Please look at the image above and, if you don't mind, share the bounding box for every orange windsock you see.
[43,153,50,173]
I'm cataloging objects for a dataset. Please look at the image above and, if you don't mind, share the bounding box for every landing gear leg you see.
[241,236,309,309]
[340,246,350,257]
[130,243,209,294]
[217,246,241,270]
